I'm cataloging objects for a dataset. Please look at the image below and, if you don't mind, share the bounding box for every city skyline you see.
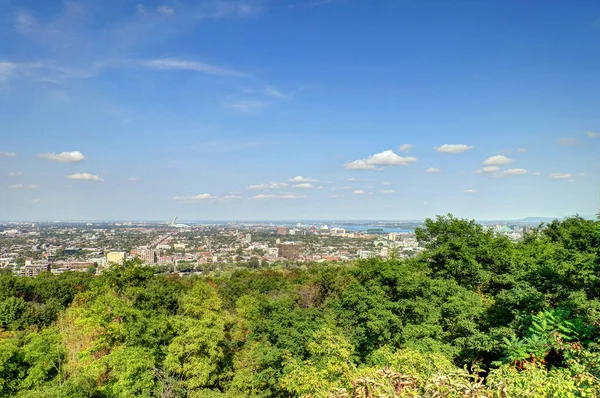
[2,0,600,220]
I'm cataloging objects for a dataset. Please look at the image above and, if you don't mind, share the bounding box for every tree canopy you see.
[1,214,600,397]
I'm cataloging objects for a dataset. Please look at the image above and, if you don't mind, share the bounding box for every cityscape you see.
[1,217,543,277]
[2,0,600,396]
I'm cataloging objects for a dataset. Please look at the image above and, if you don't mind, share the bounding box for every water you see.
[332,225,414,233]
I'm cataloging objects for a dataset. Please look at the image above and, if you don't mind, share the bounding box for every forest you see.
[1,214,599,397]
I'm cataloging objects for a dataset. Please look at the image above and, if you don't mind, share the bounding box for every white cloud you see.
[348,177,356,181]
[533,172,541,176]
[500,168,528,176]
[8,184,37,190]
[482,155,512,166]
[434,144,474,153]
[247,182,289,190]
[474,166,500,174]
[157,5,175,17]
[250,193,305,200]
[67,173,104,182]
[38,151,85,163]
[0,60,98,85]
[353,190,365,195]
[463,189,477,194]
[263,86,289,99]
[398,144,413,153]
[226,100,267,114]
[222,194,243,199]
[587,131,599,138]
[579,173,586,177]
[345,150,417,170]
[136,4,147,15]
[550,173,573,179]
[294,183,313,189]
[380,189,395,194]
[172,194,213,202]
[518,148,527,152]
[382,181,391,185]
[330,194,345,198]
[288,176,316,182]
[14,10,34,34]
[483,166,500,172]
[559,138,580,146]
[0,151,17,157]
[0,62,17,86]
[30,198,41,204]
[316,186,324,190]
[425,167,440,173]
[143,58,245,77]
[8,171,22,177]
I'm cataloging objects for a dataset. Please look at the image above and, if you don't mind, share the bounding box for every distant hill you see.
[513,215,596,224]
[516,217,561,223]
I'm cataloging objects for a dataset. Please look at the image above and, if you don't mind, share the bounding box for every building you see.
[358,250,376,259]
[0,257,15,268]
[276,226,288,236]
[22,262,51,277]
[106,251,126,265]
[245,233,252,243]
[53,261,96,273]
[398,237,418,248]
[388,232,397,241]
[278,242,303,260]
[140,248,157,264]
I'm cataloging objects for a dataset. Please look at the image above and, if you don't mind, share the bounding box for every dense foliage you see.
[1,214,599,397]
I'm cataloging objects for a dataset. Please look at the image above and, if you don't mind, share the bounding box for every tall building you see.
[278,242,303,260]
[106,251,126,265]
[245,233,252,243]
[388,232,397,241]
[140,249,157,264]
[22,262,51,277]
[276,226,288,236]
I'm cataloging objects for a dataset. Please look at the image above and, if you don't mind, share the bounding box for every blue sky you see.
[1,0,599,221]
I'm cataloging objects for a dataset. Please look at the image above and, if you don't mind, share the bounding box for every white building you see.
[358,250,376,259]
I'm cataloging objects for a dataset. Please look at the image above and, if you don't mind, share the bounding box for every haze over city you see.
[1,0,600,221]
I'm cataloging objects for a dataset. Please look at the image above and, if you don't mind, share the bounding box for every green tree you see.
[164,282,229,394]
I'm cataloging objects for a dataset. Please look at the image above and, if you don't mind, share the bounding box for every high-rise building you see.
[276,226,288,236]
[278,242,303,260]
[388,232,397,241]
[245,233,252,243]
[106,251,126,265]
[140,249,157,264]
